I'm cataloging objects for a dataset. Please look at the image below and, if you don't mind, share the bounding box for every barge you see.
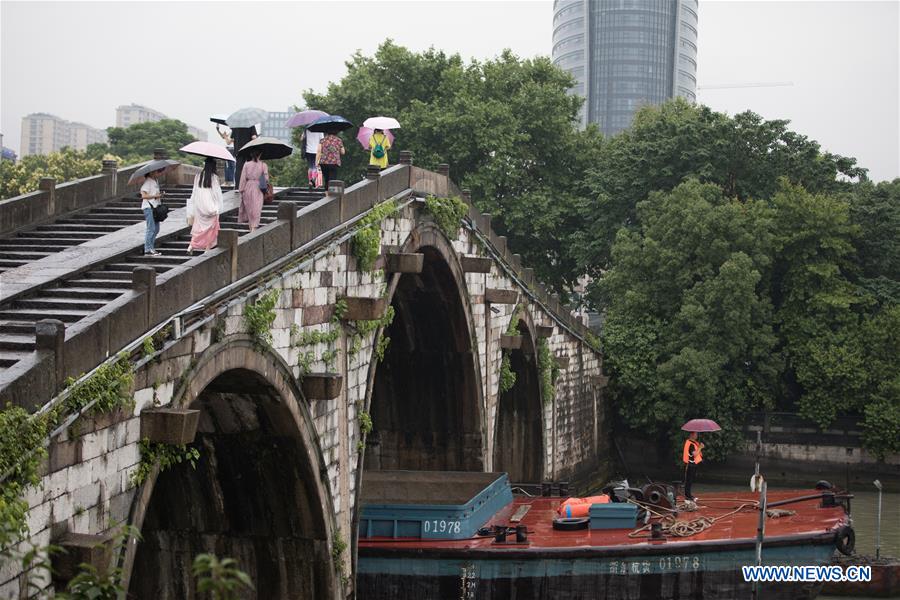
[357,471,854,600]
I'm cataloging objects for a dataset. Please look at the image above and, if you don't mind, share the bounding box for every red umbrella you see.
[681,419,721,432]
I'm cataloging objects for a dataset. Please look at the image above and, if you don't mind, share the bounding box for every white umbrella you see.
[227,107,267,128]
[363,116,401,130]
[179,141,235,162]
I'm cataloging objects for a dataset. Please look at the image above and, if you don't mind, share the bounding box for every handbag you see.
[152,202,169,223]
[258,172,268,191]
[263,183,275,205]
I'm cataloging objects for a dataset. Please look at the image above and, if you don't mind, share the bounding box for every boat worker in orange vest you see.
[682,432,704,501]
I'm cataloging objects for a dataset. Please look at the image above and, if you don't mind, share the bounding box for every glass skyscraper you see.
[552,0,698,135]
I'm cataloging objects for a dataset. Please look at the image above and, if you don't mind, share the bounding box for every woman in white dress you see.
[186,158,223,253]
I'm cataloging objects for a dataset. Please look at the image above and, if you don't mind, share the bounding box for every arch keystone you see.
[384,252,424,273]
[499,334,523,350]
[301,372,344,399]
[140,408,200,445]
[461,255,492,273]
[485,288,518,304]
[342,296,387,320]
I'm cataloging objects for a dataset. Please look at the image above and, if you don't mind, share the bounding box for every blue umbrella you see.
[307,115,354,133]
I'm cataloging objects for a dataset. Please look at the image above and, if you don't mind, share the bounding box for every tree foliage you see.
[0,149,105,199]
[302,41,601,291]
[105,118,200,165]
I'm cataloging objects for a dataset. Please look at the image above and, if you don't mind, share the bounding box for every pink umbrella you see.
[286,110,328,128]
[179,141,235,162]
[681,419,722,432]
[356,127,395,150]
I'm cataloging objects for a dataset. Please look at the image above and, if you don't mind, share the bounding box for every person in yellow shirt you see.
[368,129,391,170]
[682,432,704,501]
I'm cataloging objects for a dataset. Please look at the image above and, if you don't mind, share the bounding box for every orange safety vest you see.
[683,439,703,464]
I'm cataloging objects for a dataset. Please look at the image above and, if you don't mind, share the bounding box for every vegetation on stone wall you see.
[499,353,516,394]
[1,353,135,556]
[192,553,254,600]
[332,532,349,586]
[424,195,468,239]
[351,199,397,272]
[64,353,134,416]
[244,289,281,347]
[131,439,200,486]
[0,406,49,556]
[537,338,558,406]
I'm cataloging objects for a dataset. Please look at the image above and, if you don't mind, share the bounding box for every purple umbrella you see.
[356,127,395,150]
[179,141,235,162]
[681,419,722,433]
[286,110,329,128]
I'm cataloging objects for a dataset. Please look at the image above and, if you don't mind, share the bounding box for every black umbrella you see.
[128,159,180,184]
[306,115,353,133]
[237,136,294,160]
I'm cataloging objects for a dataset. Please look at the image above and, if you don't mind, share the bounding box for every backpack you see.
[372,134,386,159]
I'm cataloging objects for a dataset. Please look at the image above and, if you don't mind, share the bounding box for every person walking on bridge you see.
[682,431,704,501]
[186,158,223,253]
[140,169,164,256]
[368,128,391,170]
[238,149,268,232]
[316,132,345,188]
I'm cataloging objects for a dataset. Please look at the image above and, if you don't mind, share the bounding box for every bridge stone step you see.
[0,352,32,368]
[83,270,134,280]
[0,321,35,335]
[15,297,108,311]
[0,251,53,260]
[0,334,35,352]
[36,224,120,233]
[57,219,143,227]
[64,278,132,289]
[0,260,26,268]
[40,287,124,300]
[101,263,173,273]
[0,244,68,253]
[15,231,98,240]
[0,308,92,323]
[4,237,87,246]
[127,255,191,265]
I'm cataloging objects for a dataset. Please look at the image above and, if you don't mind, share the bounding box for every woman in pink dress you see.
[186,158,223,253]
[238,149,268,232]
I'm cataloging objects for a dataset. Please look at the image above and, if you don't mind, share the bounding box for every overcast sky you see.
[1,0,897,181]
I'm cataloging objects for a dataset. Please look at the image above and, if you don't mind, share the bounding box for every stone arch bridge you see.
[0,155,607,598]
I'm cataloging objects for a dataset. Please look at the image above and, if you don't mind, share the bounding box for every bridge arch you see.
[124,335,341,600]
[363,223,486,472]
[492,307,545,483]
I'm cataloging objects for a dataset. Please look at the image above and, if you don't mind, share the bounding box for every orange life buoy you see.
[556,495,610,518]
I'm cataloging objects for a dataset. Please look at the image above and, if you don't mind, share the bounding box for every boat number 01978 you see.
[424,520,462,534]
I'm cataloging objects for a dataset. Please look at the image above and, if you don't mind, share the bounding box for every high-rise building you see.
[19,113,108,157]
[114,103,208,141]
[552,0,698,136]
[259,109,294,144]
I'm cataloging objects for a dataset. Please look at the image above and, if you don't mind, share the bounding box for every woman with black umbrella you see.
[308,115,353,188]
[238,148,268,232]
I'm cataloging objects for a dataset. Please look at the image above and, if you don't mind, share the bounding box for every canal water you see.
[697,482,899,600]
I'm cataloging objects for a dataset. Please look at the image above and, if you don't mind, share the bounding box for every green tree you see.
[599,180,780,455]
[578,99,867,277]
[0,148,104,199]
[848,179,900,304]
[303,41,601,292]
[106,118,201,165]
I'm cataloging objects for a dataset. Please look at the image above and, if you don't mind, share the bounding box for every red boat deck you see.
[358,489,849,552]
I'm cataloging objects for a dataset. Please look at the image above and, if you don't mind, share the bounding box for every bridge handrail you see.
[0,160,599,413]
